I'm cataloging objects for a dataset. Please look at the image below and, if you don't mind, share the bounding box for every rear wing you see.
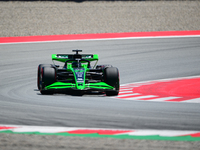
[52,54,99,63]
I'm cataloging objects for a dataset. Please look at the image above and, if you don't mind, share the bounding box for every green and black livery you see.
[37,50,119,96]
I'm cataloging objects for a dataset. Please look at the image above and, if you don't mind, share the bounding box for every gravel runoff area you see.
[1,133,200,150]
[1,1,200,150]
[0,1,200,37]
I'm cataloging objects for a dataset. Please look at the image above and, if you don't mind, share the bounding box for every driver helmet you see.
[72,61,81,68]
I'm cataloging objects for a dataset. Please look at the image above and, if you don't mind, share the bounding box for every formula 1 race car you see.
[37,50,119,96]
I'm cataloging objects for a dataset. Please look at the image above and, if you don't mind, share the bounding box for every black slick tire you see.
[104,67,119,96]
[37,64,52,90]
[40,66,56,95]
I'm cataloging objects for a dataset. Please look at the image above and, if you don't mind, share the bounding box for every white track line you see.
[122,95,158,100]
[118,91,133,94]
[117,93,140,98]
[1,35,200,45]
[182,98,200,103]
[148,97,181,102]
[121,75,200,87]
[120,130,199,137]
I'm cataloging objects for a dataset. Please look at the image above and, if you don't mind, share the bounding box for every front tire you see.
[104,67,119,96]
[37,64,52,90]
[40,66,56,95]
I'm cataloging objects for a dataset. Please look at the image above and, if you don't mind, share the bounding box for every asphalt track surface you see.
[1,37,200,131]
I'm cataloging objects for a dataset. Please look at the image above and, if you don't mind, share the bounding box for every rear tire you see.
[40,66,56,95]
[104,67,119,96]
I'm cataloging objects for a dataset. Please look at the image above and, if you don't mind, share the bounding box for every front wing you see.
[43,82,116,92]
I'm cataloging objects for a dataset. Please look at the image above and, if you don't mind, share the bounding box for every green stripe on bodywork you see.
[1,130,200,141]
[87,82,114,89]
[46,82,75,89]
